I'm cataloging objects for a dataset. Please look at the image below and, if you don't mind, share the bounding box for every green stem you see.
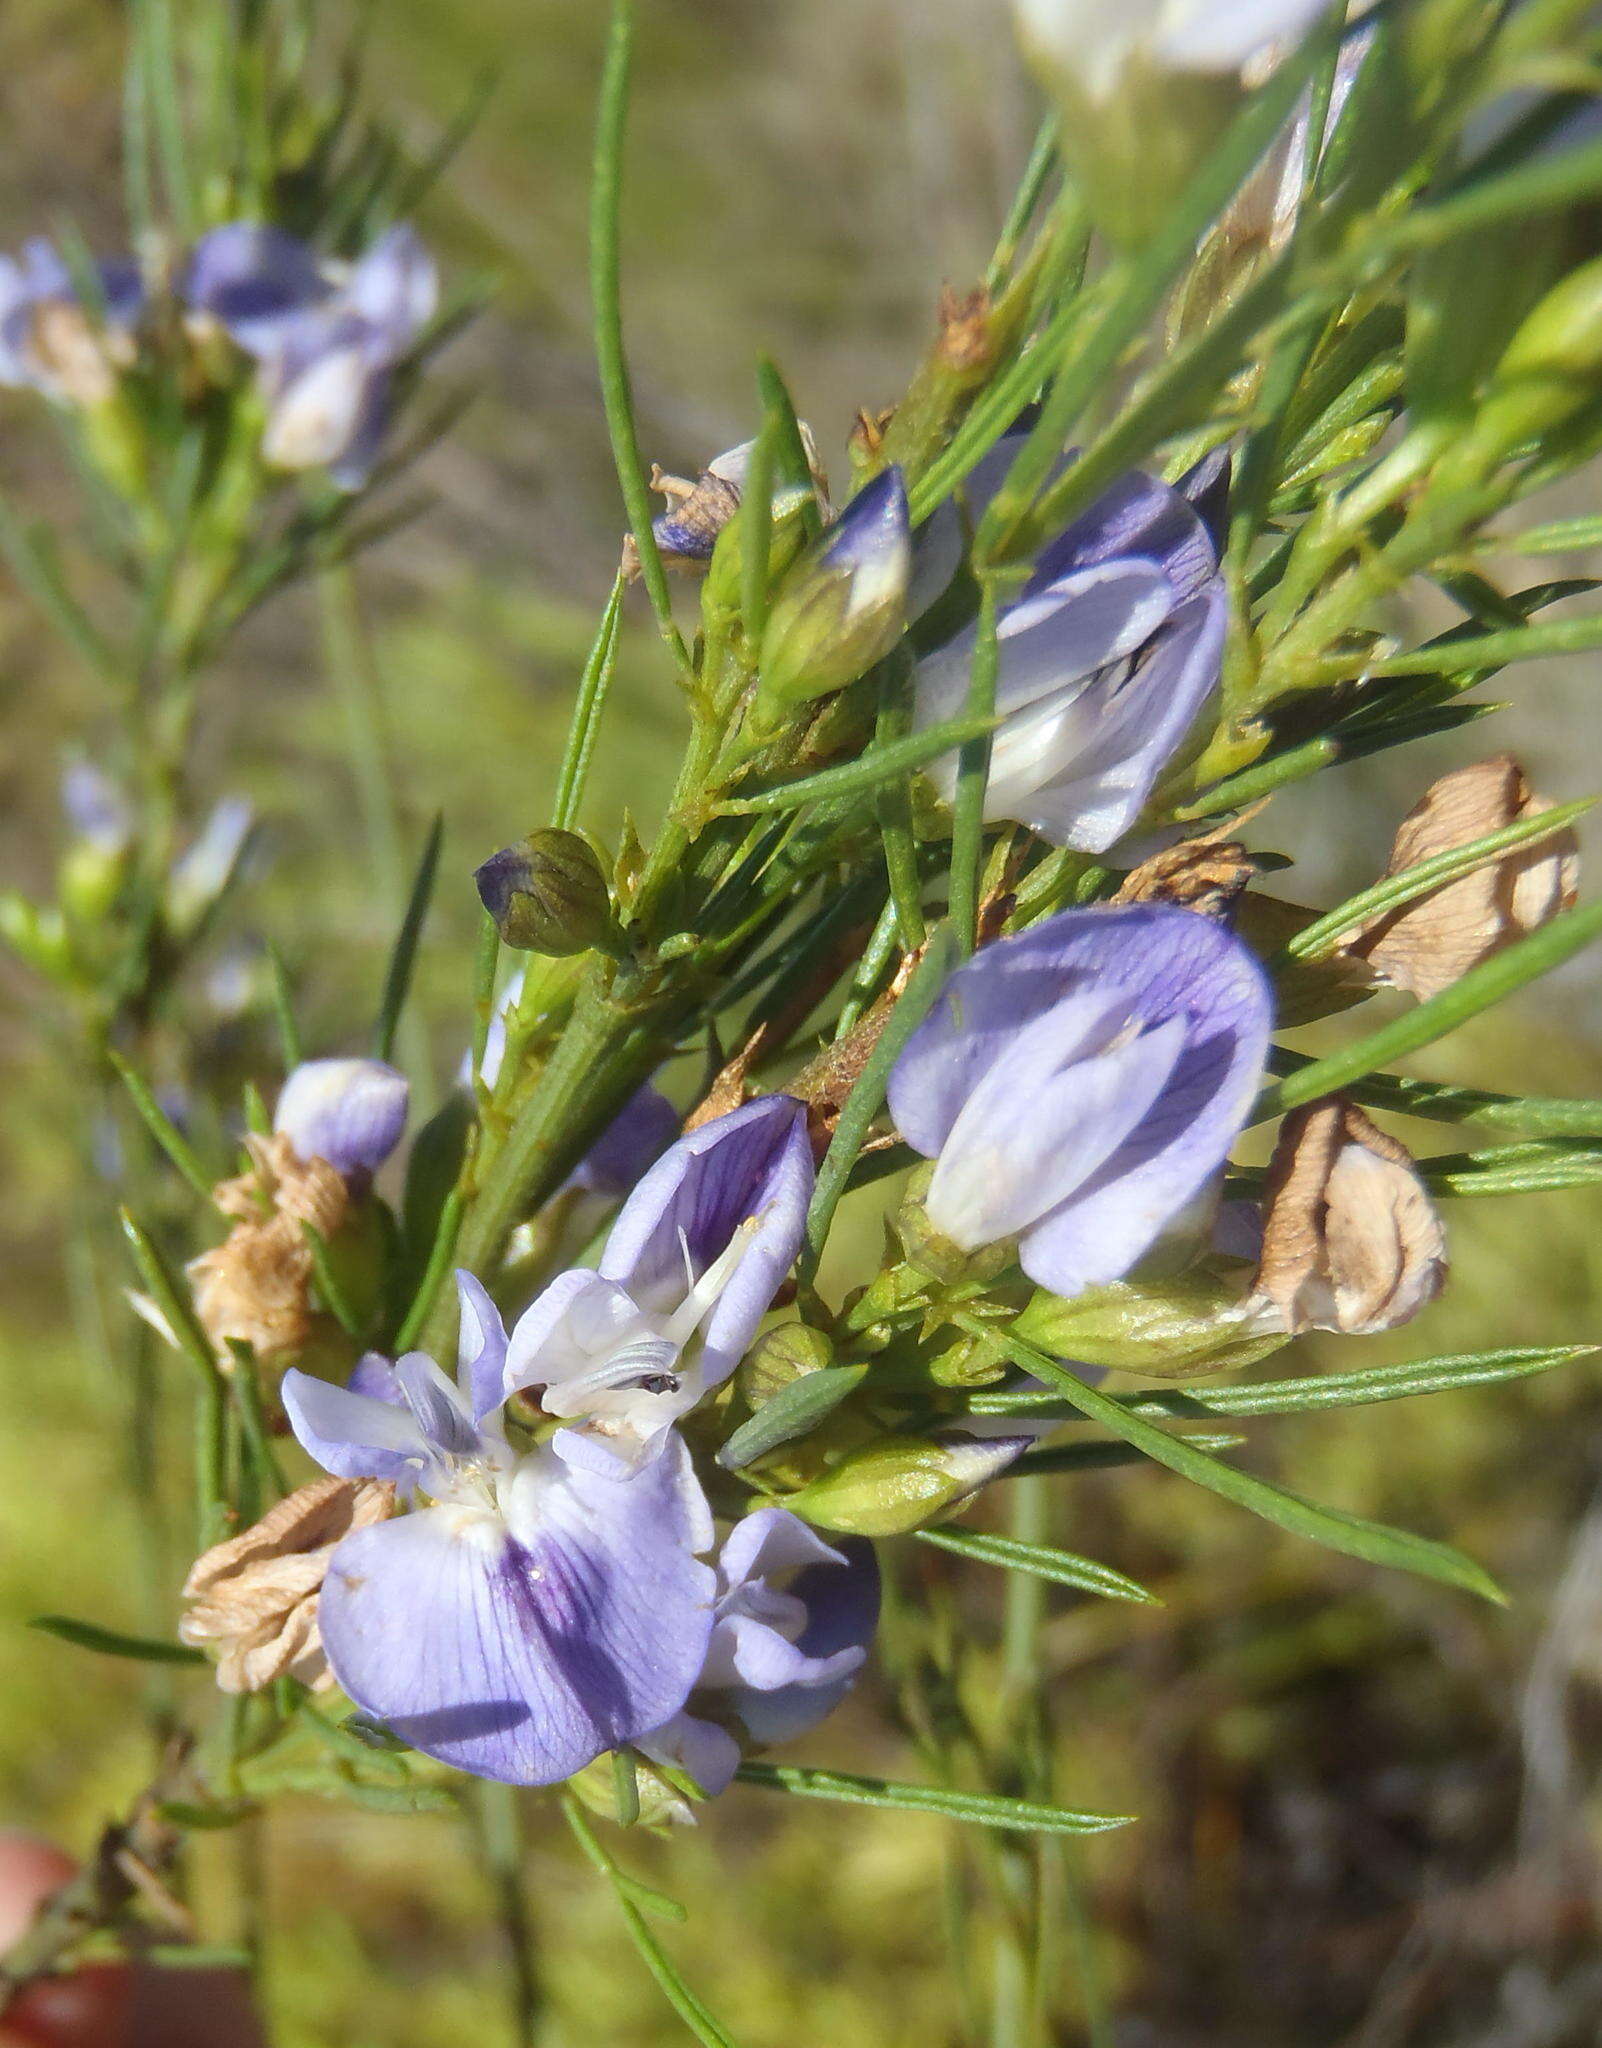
[950,583,1000,958]
[471,1783,542,2048]
[591,0,689,668]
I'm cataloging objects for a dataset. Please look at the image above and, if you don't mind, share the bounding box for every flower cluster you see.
[0,218,437,487]
[181,900,1284,1796]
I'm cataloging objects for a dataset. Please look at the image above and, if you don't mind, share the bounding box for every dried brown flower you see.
[1253,1097,1446,1335]
[1114,832,1262,920]
[181,1476,395,1693]
[1346,755,1579,1000]
[187,1133,348,1363]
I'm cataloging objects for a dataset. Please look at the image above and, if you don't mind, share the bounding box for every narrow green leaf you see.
[755,356,823,542]
[738,406,779,653]
[972,1346,1593,1420]
[552,571,627,833]
[301,1223,366,1340]
[394,1186,468,1351]
[590,0,688,666]
[734,1762,1131,1836]
[916,1526,1160,1606]
[1257,897,1602,1122]
[715,715,996,816]
[718,1366,869,1471]
[373,812,442,1064]
[1508,514,1602,555]
[264,940,304,1069]
[1379,129,1602,253]
[1366,610,1602,677]
[959,1315,1505,1603]
[612,1748,641,1828]
[31,1615,204,1666]
[119,1209,225,1390]
[803,925,954,1272]
[1419,1141,1602,1197]
[1282,796,1593,960]
[1266,1049,1602,1137]
[949,581,1000,958]
[142,1945,255,1971]
[108,1051,217,1206]
[563,1795,744,2048]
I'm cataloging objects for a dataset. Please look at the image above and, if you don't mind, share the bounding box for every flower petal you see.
[274,1057,409,1178]
[281,1366,433,1489]
[600,1096,813,1387]
[454,1271,510,1422]
[182,224,330,353]
[317,1429,713,1785]
[1008,582,1225,851]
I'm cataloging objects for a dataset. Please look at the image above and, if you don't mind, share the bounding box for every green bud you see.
[0,892,72,981]
[737,1322,835,1411]
[1463,255,1602,463]
[1013,1272,1287,1379]
[894,1170,1014,1286]
[58,841,128,927]
[568,1750,696,1829]
[785,1431,1028,1537]
[754,468,910,727]
[473,830,617,956]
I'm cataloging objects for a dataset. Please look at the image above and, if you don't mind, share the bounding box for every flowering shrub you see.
[4,0,1602,2039]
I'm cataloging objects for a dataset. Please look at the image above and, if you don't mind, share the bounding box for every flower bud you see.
[754,467,911,726]
[274,1057,410,1180]
[1012,0,1328,247]
[0,893,70,981]
[1014,1270,1288,1377]
[1466,255,1602,460]
[738,1322,836,1411]
[1252,1097,1446,1335]
[474,830,617,956]
[1346,756,1578,1001]
[784,1431,1032,1536]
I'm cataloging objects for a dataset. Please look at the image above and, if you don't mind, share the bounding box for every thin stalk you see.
[552,570,627,831]
[591,0,689,667]
[950,582,1000,957]
[470,1782,542,2047]
[985,118,1059,293]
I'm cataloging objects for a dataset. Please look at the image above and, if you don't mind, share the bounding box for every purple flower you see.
[167,796,255,930]
[184,223,438,487]
[182,224,332,351]
[888,904,1272,1297]
[640,1507,879,1795]
[506,1096,814,1457]
[61,760,134,856]
[275,1057,409,1180]
[0,238,143,404]
[280,1275,715,1785]
[913,443,1227,852]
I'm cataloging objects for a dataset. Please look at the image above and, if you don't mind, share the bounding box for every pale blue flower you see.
[914,445,1228,851]
[641,1508,879,1795]
[281,1275,715,1785]
[888,904,1272,1296]
[506,1096,815,1458]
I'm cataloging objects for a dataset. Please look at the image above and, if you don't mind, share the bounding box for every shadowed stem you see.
[471,1782,542,2047]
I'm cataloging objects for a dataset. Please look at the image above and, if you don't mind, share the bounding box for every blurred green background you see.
[4,3,1602,2043]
